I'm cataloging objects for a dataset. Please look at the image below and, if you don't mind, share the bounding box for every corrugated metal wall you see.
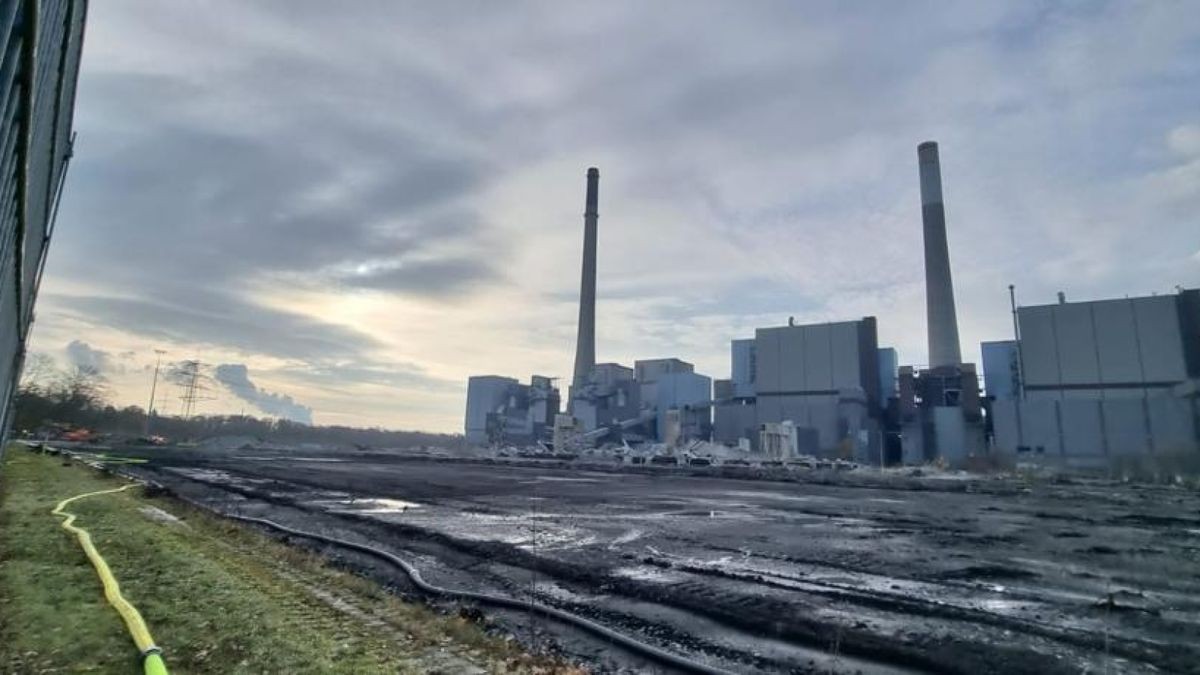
[0,0,89,446]
[992,396,1199,468]
[1018,295,1189,394]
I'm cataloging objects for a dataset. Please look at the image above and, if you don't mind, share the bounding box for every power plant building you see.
[461,146,1197,475]
[0,1,88,445]
[730,338,756,399]
[990,289,1200,467]
[981,340,1020,401]
[464,375,560,445]
[644,367,711,441]
[715,318,883,460]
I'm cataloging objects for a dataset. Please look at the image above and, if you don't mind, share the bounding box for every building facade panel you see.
[1060,399,1104,457]
[981,340,1017,400]
[830,321,861,391]
[1017,305,1060,388]
[713,401,756,446]
[1092,299,1143,384]
[801,323,833,391]
[464,376,518,443]
[730,339,755,386]
[877,347,898,404]
[1022,399,1063,456]
[1147,397,1196,455]
[1134,296,1188,383]
[1053,302,1101,386]
[754,328,781,394]
[1101,399,1147,456]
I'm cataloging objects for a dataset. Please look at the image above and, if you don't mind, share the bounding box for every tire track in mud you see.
[126,462,1194,674]
[637,550,1178,670]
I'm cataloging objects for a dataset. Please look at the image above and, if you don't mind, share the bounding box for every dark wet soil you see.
[109,445,1200,674]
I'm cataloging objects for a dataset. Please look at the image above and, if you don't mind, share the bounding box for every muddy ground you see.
[106,445,1200,674]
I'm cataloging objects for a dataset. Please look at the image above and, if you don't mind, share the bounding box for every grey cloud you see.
[339,256,500,297]
[214,363,313,424]
[277,359,460,396]
[65,340,118,374]
[50,291,380,362]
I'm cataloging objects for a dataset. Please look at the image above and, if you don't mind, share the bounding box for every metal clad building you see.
[754,318,881,456]
[730,338,755,398]
[1,0,87,443]
[981,340,1018,400]
[464,376,519,444]
[1019,294,1192,399]
[992,289,1200,467]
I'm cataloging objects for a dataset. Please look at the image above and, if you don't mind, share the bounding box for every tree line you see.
[12,357,463,450]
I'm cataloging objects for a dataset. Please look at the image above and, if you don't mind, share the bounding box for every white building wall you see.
[464,376,518,443]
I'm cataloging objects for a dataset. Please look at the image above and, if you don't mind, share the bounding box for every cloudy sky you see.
[28,1,1200,432]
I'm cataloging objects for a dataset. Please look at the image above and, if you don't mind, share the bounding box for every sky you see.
[27,1,1200,432]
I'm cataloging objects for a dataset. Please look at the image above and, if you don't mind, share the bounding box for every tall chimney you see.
[571,167,599,390]
[918,142,962,368]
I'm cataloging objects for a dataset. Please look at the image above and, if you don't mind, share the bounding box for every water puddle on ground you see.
[167,467,273,487]
[610,528,644,546]
[612,565,687,583]
[317,497,422,513]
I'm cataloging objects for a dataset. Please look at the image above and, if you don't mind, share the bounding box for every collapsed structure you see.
[463,145,1200,470]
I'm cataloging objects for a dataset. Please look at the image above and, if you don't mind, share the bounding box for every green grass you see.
[0,446,574,674]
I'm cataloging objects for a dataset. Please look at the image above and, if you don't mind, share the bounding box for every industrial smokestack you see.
[571,167,599,390]
[918,141,962,368]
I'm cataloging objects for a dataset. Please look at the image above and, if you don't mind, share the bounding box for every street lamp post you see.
[144,349,165,436]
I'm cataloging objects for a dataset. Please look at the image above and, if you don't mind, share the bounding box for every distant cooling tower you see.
[571,167,599,389]
[918,142,962,368]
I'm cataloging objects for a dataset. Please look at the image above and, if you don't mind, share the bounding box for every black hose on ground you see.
[224,513,734,675]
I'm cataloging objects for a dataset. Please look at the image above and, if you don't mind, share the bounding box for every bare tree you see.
[18,353,58,393]
[56,365,110,412]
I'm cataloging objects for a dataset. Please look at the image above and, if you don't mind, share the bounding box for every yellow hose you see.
[52,484,170,675]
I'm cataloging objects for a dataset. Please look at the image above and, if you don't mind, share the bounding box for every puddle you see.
[167,467,272,486]
[318,497,422,513]
[613,565,686,583]
[610,529,644,546]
